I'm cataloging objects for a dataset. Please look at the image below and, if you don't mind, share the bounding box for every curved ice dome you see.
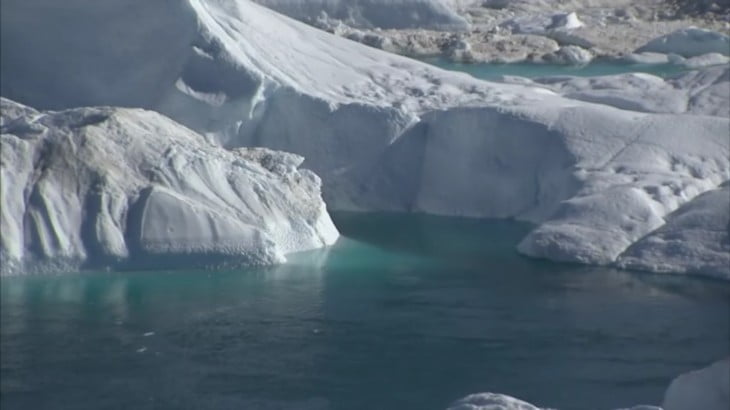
[636,27,730,58]
[0,98,338,275]
[447,392,544,410]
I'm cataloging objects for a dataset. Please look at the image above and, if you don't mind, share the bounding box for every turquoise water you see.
[2,213,729,410]
[420,57,689,80]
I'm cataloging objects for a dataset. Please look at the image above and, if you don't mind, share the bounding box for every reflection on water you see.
[2,212,729,410]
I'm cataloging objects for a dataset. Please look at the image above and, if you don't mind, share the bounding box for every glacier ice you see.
[662,358,730,410]
[502,66,729,116]
[446,392,544,410]
[0,98,338,275]
[617,184,730,280]
[1,0,728,277]
[635,27,730,58]
[448,359,729,410]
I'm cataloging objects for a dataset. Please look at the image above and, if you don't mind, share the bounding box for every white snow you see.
[502,12,584,35]
[500,11,592,53]
[663,359,730,410]
[544,45,593,65]
[253,0,470,30]
[635,27,730,58]
[617,185,730,280]
[447,359,729,410]
[680,53,730,69]
[504,66,730,117]
[0,98,337,275]
[446,392,544,410]
[446,392,663,410]
[1,0,728,277]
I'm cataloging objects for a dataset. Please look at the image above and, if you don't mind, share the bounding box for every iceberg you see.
[0,98,337,275]
[1,0,728,276]
[617,185,730,280]
[446,392,544,410]
[448,359,729,410]
[636,27,730,58]
[663,358,730,410]
[508,66,729,116]
[253,0,470,30]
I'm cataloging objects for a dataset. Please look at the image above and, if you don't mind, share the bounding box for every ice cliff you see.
[446,359,730,410]
[253,0,470,30]
[1,0,728,277]
[0,98,337,275]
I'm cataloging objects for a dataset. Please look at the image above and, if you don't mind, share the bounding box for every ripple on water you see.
[1,212,728,410]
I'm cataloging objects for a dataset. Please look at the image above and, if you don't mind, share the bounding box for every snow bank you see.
[1,0,728,276]
[617,185,730,280]
[253,0,469,30]
[516,110,728,266]
[0,98,337,275]
[663,359,730,410]
[636,27,730,58]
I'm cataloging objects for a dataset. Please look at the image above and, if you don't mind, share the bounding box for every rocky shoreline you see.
[304,0,730,65]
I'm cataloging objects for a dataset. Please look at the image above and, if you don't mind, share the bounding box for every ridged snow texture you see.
[1,0,728,277]
[0,98,338,275]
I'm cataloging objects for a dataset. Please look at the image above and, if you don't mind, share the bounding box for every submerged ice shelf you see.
[1,0,729,277]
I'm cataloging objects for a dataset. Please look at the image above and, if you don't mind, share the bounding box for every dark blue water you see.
[421,57,689,81]
[2,213,729,410]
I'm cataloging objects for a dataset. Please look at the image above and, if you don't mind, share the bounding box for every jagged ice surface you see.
[0,98,337,275]
[448,360,730,410]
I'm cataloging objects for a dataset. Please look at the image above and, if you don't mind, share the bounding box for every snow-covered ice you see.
[0,98,337,275]
[253,0,469,30]
[662,358,730,410]
[617,184,730,280]
[635,27,730,58]
[1,0,728,277]
[446,392,544,410]
[448,359,729,410]
[504,66,730,116]
[502,11,584,35]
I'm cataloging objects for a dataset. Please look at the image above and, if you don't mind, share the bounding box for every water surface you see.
[420,57,689,81]
[2,213,728,410]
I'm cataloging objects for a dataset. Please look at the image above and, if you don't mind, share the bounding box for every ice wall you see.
[1,0,728,276]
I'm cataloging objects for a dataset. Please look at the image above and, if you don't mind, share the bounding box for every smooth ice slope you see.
[635,27,730,58]
[1,0,728,276]
[253,0,469,30]
[0,98,337,275]
[617,185,730,280]
[662,359,730,410]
